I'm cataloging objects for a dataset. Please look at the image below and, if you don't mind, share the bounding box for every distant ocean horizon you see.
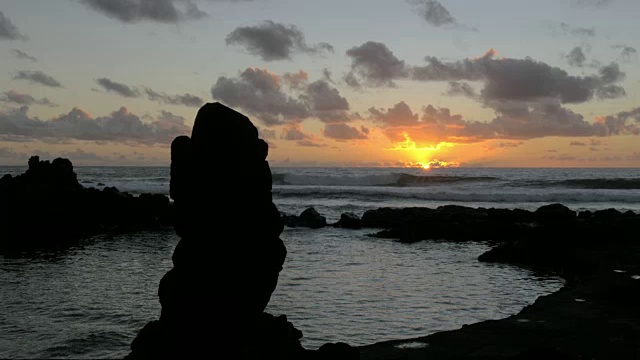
[3,165,639,217]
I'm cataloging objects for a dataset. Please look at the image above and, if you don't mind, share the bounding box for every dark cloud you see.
[345,41,408,87]
[1,90,57,107]
[323,123,368,140]
[97,78,140,98]
[212,68,309,125]
[184,0,208,20]
[613,45,638,62]
[211,68,354,125]
[225,21,333,61]
[80,0,224,23]
[0,105,190,144]
[0,11,26,41]
[13,70,63,88]
[567,46,587,67]
[156,110,186,124]
[143,88,204,107]
[296,140,326,147]
[256,126,276,140]
[373,98,638,146]
[560,23,596,37]
[412,0,455,27]
[303,80,351,122]
[593,106,640,136]
[281,124,310,141]
[412,51,626,103]
[282,70,309,89]
[322,68,334,83]
[95,78,204,107]
[343,72,362,89]
[571,0,613,8]
[12,49,37,62]
[445,81,477,97]
[369,101,419,126]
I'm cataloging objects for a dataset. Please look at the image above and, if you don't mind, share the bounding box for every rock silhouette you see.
[127,103,299,359]
[0,156,172,247]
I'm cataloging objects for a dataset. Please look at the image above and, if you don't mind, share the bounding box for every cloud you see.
[567,46,587,67]
[560,23,596,37]
[0,105,190,144]
[322,68,334,83]
[12,49,37,62]
[156,109,186,124]
[80,0,221,23]
[369,101,420,126]
[281,124,310,141]
[613,45,638,62]
[373,98,637,146]
[593,106,640,136]
[212,68,309,125]
[445,81,477,97]
[225,21,333,61]
[13,70,63,88]
[303,80,351,122]
[282,70,309,89]
[95,78,204,107]
[0,11,26,41]
[345,41,408,87]
[143,88,204,107]
[296,140,326,147]
[62,148,105,161]
[323,123,368,140]
[1,90,58,107]
[571,0,613,8]
[256,126,276,140]
[97,78,140,98]
[211,68,355,125]
[412,51,626,103]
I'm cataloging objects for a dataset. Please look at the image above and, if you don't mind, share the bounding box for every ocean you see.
[2,166,639,358]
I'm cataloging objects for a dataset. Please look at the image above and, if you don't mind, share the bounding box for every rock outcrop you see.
[0,156,172,247]
[127,103,300,359]
[282,207,328,229]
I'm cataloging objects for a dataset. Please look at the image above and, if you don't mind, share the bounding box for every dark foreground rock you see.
[359,241,640,359]
[334,212,362,229]
[353,204,640,359]
[282,207,327,229]
[127,103,358,359]
[0,156,172,247]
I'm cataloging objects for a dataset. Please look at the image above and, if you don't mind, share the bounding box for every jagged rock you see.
[534,203,576,223]
[300,208,327,229]
[0,156,172,246]
[128,103,293,359]
[334,212,362,229]
[282,208,327,229]
[593,208,622,220]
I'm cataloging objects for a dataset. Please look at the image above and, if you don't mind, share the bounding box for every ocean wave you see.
[539,178,640,190]
[272,188,640,204]
[272,173,498,187]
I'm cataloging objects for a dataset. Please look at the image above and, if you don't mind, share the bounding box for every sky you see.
[0,0,639,167]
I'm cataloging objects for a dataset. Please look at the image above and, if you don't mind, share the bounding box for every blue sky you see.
[0,0,639,166]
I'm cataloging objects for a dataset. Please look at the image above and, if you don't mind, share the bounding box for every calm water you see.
[3,165,633,358]
[0,228,563,358]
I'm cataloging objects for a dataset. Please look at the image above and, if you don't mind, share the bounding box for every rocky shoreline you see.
[283,205,640,359]
[0,156,173,248]
[3,155,640,358]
